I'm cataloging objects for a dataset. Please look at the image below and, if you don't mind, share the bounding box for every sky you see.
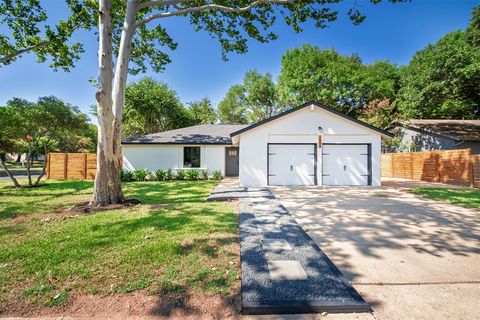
[0,0,477,120]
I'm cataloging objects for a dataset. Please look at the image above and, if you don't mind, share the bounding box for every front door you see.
[225,147,239,176]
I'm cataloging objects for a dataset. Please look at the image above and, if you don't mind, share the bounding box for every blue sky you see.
[0,0,477,120]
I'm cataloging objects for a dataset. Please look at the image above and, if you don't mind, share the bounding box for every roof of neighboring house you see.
[399,119,480,141]
[122,124,248,145]
[230,101,394,138]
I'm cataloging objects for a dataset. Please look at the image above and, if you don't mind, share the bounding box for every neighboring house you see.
[122,102,392,186]
[394,120,480,154]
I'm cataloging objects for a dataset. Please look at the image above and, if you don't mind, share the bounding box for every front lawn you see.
[0,179,239,316]
[412,187,480,208]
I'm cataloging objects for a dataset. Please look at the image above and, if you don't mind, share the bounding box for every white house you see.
[122,102,392,186]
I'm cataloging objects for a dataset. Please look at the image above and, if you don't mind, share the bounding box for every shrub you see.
[176,169,186,180]
[212,170,223,180]
[154,169,166,181]
[120,170,135,182]
[133,169,150,181]
[201,169,209,180]
[186,169,200,180]
[165,169,174,180]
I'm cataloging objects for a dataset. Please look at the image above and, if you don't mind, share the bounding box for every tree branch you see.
[135,0,290,28]
[138,0,190,10]
[0,43,47,63]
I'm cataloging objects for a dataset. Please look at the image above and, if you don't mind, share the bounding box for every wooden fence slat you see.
[381,149,477,188]
[46,153,96,181]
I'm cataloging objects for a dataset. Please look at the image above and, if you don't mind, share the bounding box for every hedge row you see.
[121,169,223,182]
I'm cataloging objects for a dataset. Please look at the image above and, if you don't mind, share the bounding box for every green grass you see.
[0,179,239,310]
[412,187,480,208]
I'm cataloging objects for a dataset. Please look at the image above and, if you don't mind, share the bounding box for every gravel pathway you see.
[208,185,370,315]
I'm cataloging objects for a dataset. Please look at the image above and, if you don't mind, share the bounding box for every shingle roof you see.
[122,124,248,145]
[405,119,480,141]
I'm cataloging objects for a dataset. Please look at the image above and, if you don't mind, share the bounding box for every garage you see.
[268,144,316,186]
[230,102,392,187]
[322,144,371,186]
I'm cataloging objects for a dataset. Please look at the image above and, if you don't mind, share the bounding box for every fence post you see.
[83,153,88,180]
[409,152,413,180]
[46,154,51,180]
[64,153,68,180]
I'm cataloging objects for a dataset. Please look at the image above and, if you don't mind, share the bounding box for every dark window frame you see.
[183,146,201,168]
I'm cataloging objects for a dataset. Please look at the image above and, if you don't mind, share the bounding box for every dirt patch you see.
[1,291,241,320]
[9,199,142,224]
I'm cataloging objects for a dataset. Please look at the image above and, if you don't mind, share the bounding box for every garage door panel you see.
[269,144,315,186]
[322,144,369,186]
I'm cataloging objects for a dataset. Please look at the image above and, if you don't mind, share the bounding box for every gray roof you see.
[122,124,248,145]
[404,120,480,141]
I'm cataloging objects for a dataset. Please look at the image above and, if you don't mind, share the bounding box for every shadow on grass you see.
[0,180,218,220]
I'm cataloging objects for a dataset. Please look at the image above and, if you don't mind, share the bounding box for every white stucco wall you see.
[237,104,384,187]
[122,144,226,174]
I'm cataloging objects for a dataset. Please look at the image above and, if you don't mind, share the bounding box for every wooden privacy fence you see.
[47,153,97,180]
[381,149,480,188]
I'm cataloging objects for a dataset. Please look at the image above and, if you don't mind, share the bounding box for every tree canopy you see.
[218,70,279,124]
[123,77,192,138]
[277,45,400,117]
[397,6,480,119]
[187,98,218,125]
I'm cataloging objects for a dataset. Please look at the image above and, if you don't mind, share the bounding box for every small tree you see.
[0,97,90,187]
[0,106,22,188]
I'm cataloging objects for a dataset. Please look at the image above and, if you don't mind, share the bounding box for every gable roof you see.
[230,101,393,138]
[122,124,248,145]
[400,119,480,141]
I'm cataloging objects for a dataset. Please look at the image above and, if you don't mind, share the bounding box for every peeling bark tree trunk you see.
[92,0,123,206]
[0,155,20,188]
[92,0,139,206]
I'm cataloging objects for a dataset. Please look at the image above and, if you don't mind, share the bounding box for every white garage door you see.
[268,144,315,186]
[322,144,369,186]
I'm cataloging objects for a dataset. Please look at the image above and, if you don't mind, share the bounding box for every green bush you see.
[120,170,134,182]
[165,169,174,180]
[154,169,166,181]
[186,169,200,180]
[212,170,223,180]
[133,169,150,181]
[176,169,186,180]
[201,169,209,180]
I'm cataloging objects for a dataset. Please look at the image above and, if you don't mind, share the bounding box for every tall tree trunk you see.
[92,0,121,206]
[26,146,32,186]
[0,155,20,188]
[35,145,48,185]
[111,0,138,202]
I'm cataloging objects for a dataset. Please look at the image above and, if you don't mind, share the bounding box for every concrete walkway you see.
[209,180,369,315]
[271,182,480,320]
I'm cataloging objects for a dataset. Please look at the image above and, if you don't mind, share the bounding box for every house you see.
[122,102,393,186]
[394,120,480,154]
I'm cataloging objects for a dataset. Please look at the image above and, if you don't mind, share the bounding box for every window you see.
[184,147,200,168]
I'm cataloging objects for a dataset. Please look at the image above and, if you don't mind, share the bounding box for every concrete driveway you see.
[270,181,480,320]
